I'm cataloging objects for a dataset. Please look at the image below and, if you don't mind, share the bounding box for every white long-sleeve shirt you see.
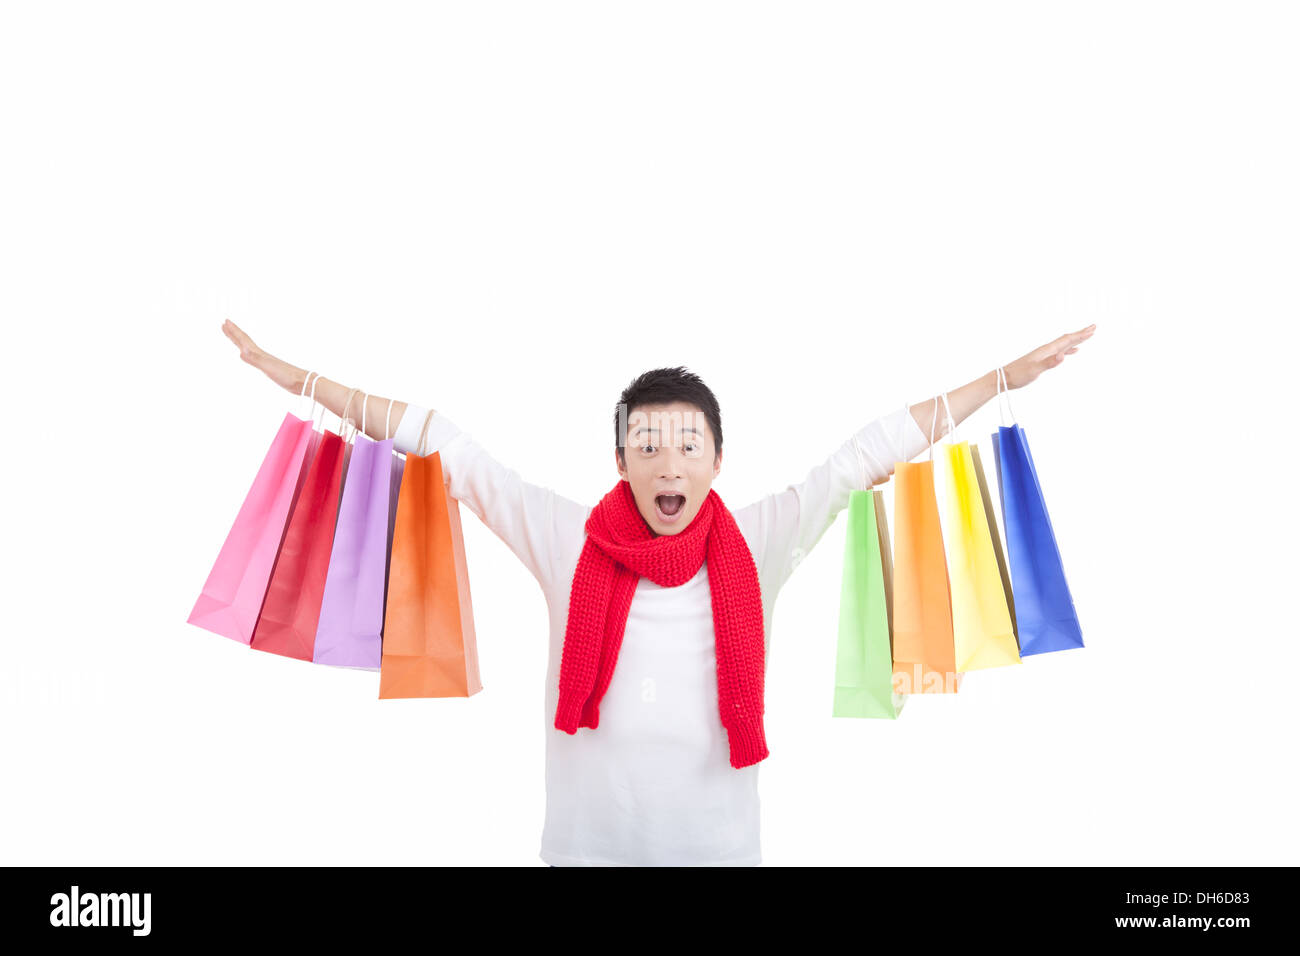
[391,403,930,866]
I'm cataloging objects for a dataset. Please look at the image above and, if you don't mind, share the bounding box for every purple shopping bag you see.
[188,377,321,645]
[314,391,401,670]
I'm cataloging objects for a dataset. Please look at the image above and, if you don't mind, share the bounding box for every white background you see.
[3,1,1296,866]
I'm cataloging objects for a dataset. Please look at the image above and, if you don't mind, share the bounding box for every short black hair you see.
[614,366,723,465]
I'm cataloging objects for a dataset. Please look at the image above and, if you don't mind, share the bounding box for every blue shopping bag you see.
[990,370,1083,656]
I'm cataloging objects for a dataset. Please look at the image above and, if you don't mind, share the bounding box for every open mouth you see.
[654,493,687,523]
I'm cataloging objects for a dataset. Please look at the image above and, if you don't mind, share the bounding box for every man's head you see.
[614,366,723,536]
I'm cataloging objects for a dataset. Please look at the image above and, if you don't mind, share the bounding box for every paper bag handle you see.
[995,366,1018,427]
[919,391,956,463]
[338,387,360,439]
[417,409,436,456]
[343,390,368,443]
[305,371,329,432]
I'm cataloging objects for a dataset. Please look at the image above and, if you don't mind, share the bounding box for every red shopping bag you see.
[249,387,359,662]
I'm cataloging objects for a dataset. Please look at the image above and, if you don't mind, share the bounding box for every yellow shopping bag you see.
[970,443,1017,647]
[934,394,1020,671]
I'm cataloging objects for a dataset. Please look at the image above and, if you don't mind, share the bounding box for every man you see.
[222,320,1095,865]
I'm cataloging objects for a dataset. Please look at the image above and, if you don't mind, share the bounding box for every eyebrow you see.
[631,426,702,438]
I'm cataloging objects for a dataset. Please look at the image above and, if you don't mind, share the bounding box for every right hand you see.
[222,319,307,395]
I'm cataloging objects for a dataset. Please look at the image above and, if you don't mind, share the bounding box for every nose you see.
[658,448,685,479]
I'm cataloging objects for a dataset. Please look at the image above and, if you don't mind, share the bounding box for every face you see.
[616,401,721,536]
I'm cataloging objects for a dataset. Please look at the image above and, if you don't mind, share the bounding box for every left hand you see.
[1003,324,1096,389]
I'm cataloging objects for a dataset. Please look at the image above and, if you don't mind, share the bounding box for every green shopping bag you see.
[833,489,905,719]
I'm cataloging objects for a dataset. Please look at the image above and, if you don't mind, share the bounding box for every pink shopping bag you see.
[187,376,321,645]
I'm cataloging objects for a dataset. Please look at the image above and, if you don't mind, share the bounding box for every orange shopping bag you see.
[891,400,961,695]
[378,409,482,698]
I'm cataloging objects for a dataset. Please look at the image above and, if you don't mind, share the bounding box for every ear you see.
[615,448,628,481]
[713,449,722,479]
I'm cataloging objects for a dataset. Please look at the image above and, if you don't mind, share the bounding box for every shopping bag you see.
[314,392,396,671]
[187,381,319,645]
[890,402,961,694]
[382,438,406,632]
[990,368,1083,655]
[932,394,1020,671]
[833,489,905,718]
[249,386,353,661]
[378,409,482,698]
[970,444,1017,646]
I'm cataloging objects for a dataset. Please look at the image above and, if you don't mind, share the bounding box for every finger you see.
[226,321,258,353]
[1055,326,1094,348]
[1036,326,1093,358]
[1060,325,1096,348]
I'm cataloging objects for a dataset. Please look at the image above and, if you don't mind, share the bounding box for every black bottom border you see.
[6,865,1286,942]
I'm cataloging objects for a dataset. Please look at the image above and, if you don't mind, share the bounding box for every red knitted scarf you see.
[553,479,769,769]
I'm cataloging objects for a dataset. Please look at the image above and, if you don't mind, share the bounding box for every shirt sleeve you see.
[734,405,932,594]
[392,404,590,595]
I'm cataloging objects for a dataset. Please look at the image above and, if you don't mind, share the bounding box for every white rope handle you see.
[299,370,316,418]
[939,391,956,443]
[348,390,368,443]
[339,387,360,440]
[308,372,327,432]
[928,397,940,462]
[385,398,396,441]
[417,409,436,457]
[996,366,1018,426]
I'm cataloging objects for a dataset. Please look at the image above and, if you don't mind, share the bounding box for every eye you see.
[640,444,656,454]
[684,442,699,454]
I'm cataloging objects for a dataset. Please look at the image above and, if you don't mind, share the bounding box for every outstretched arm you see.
[220,320,590,593]
[737,324,1097,593]
[907,324,1097,442]
[222,319,413,440]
